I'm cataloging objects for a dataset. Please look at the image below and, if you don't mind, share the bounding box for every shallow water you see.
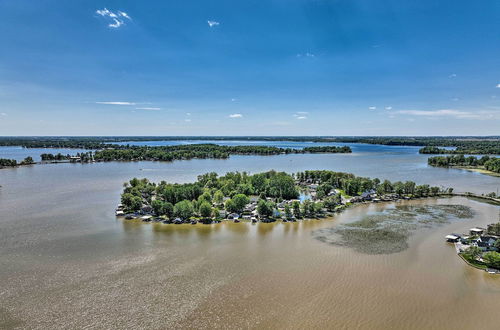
[1,143,500,328]
[313,204,475,254]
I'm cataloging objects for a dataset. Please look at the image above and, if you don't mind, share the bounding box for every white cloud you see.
[368,106,376,110]
[496,83,500,88]
[229,113,243,118]
[231,98,236,102]
[0,112,6,116]
[96,8,131,28]
[451,97,460,101]
[136,107,161,111]
[96,101,136,105]
[292,111,308,119]
[395,109,500,120]
[449,73,457,78]
[186,112,191,116]
[109,18,123,28]
[207,20,220,27]
[297,53,315,58]
[118,11,131,20]
[385,106,392,110]
[185,119,192,122]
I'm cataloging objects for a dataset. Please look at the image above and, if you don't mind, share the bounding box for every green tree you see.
[198,192,212,204]
[151,199,165,215]
[482,251,500,269]
[323,195,341,211]
[292,200,301,218]
[257,199,273,218]
[121,193,143,211]
[199,201,212,218]
[313,202,324,215]
[225,198,237,213]
[213,190,224,205]
[174,200,194,220]
[232,194,250,213]
[162,202,174,218]
[495,239,500,251]
[464,246,482,260]
[20,156,34,165]
[284,204,292,219]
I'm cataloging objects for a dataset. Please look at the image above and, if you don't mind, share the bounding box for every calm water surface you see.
[1,143,500,328]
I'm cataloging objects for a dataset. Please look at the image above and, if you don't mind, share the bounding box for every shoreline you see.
[454,166,500,178]
[119,194,464,225]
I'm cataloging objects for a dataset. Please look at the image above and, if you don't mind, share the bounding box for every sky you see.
[0,0,500,136]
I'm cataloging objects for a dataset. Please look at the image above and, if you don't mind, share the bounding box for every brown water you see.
[1,160,500,329]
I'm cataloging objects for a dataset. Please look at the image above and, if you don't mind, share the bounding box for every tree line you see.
[428,155,500,173]
[1,136,498,154]
[40,144,352,163]
[419,145,500,155]
[119,170,447,223]
[0,157,35,168]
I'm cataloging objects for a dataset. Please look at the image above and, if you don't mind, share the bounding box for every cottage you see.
[470,227,485,236]
[445,234,460,243]
[475,236,499,251]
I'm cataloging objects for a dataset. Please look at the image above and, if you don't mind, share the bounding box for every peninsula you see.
[116,170,449,224]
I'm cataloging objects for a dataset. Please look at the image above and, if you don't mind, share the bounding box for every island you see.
[0,144,352,169]
[0,136,499,154]
[116,170,450,224]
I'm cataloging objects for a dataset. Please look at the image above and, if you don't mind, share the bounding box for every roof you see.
[445,235,459,240]
[470,227,484,232]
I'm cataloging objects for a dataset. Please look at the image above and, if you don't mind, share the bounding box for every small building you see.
[228,213,240,220]
[470,227,485,236]
[445,234,460,242]
[477,236,499,251]
[115,210,125,216]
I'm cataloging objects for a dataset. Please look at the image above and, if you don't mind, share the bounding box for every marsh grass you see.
[313,204,474,255]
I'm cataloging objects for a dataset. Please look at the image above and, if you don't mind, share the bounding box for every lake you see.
[1,142,499,328]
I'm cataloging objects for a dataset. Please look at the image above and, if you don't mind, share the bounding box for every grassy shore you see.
[458,253,489,270]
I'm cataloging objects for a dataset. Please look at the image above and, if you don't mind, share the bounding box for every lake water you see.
[1,142,500,328]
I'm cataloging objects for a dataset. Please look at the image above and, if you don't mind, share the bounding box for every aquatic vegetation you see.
[313,204,474,255]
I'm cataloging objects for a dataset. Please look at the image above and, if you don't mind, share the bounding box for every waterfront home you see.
[470,227,485,236]
[445,234,461,242]
[228,213,240,220]
[360,191,373,201]
[115,210,125,216]
[473,236,499,251]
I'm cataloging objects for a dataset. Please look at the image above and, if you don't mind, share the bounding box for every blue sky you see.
[0,0,499,135]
